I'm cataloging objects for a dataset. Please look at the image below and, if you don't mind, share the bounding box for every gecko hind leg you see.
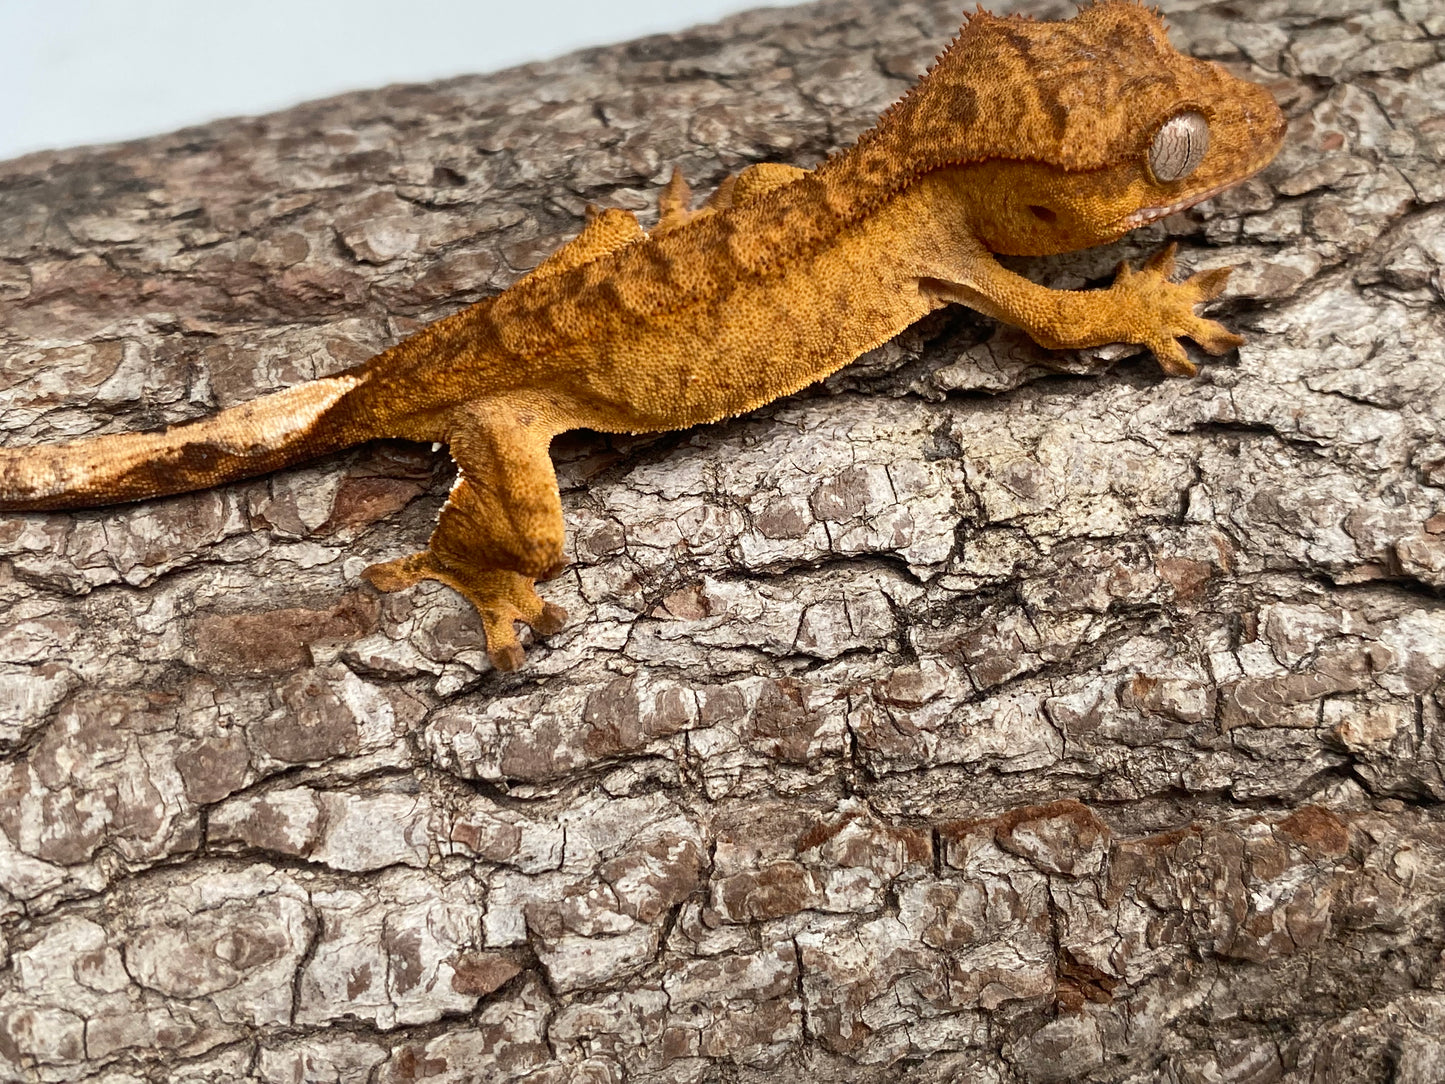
[363,401,568,672]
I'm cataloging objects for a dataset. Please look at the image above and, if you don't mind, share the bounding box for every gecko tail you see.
[0,373,368,512]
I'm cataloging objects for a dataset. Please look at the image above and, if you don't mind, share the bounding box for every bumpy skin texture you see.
[0,0,1286,670]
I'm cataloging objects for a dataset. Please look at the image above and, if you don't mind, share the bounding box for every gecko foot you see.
[363,551,568,672]
[1115,243,1245,377]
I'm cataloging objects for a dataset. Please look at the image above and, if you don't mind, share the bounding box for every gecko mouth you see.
[1113,178,1242,230]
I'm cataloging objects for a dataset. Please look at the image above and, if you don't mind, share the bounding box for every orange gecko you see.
[0,1,1286,669]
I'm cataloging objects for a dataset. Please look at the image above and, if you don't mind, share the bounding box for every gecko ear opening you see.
[1028,205,1058,223]
[1148,111,1211,183]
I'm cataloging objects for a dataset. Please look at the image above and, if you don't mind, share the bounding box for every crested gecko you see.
[0,1,1286,670]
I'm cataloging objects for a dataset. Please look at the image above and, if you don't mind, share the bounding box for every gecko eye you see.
[1149,111,1210,183]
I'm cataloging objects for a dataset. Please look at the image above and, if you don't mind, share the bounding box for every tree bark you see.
[1,0,1443,1080]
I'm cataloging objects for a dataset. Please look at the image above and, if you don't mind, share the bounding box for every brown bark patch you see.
[1276,805,1350,856]
[450,953,523,996]
[190,592,379,674]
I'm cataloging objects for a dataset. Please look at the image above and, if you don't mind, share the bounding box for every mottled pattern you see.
[1,0,1444,1080]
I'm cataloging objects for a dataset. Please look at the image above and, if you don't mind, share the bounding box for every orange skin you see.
[0,2,1286,669]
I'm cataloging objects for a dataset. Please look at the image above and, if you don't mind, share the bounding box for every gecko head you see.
[872,1,1287,254]
[968,72,1286,257]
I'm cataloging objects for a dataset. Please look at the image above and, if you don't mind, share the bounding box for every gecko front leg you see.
[363,400,568,671]
[923,241,1242,376]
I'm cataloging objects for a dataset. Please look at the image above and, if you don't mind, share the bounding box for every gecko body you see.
[0,1,1286,670]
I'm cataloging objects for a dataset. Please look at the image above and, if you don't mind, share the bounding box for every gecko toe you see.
[1193,319,1245,355]
[1187,265,1234,302]
[364,545,564,670]
[1149,336,1197,377]
[1143,242,1179,276]
[489,642,526,672]
[533,602,569,636]
[362,552,434,593]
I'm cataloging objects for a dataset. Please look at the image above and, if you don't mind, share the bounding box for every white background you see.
[0,0,775,161]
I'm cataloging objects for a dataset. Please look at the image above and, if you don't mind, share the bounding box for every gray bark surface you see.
[1,0,1443,1080]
